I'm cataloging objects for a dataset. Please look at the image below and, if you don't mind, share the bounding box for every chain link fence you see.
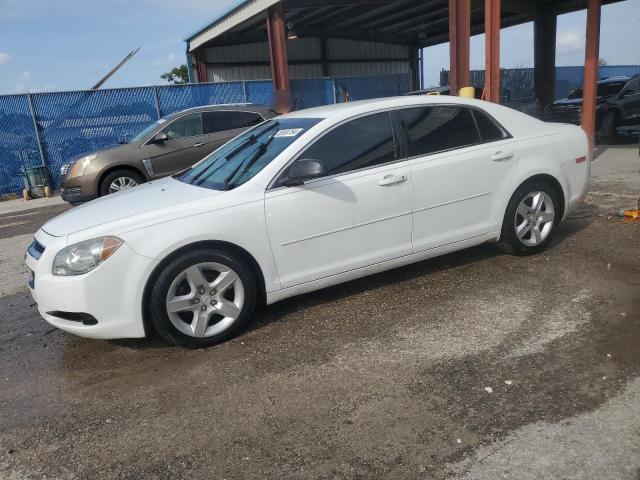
[0,74,410,195]
[440,65,640,117]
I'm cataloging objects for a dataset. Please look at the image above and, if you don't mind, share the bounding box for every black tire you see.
[99,169,145,197]
[498,180,562,256]
[148,248,257,348]
[599,110,618,142]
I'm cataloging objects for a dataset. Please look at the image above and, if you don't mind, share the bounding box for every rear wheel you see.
[148,249,257,348]
[498,180,561,255]
[99,169,144,197]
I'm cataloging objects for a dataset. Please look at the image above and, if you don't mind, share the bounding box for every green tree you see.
[161,64,189,84]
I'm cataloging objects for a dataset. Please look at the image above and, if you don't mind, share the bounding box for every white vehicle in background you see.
[25,96,590,348]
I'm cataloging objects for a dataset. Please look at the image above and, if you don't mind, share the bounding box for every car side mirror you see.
[282,159,326,186]
[621,89,635,98]
[150,132,169,144]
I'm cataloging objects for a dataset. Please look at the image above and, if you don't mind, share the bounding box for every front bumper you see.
[60,186,97,203]
[60,169,98,203]
[25,230,159,339]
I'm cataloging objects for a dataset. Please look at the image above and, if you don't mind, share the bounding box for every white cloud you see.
[0,52,11,65]
[153,52,179,66]
[557,29,584,56]
[20,70,31,80]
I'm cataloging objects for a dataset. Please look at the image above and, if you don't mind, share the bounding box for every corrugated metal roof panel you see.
[326,39,409,60]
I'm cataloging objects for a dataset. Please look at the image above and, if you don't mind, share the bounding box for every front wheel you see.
[148,249,257,348]
[498,181,561,255]
[99,169,144,197]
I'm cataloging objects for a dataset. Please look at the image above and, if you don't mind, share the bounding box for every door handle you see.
[192,142,205,147]
[378,174,407,186]
[491,151,514,162]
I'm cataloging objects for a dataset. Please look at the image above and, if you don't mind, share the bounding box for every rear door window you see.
[203,111,264,134]
[471,108,508,142]
[398,106,480,156]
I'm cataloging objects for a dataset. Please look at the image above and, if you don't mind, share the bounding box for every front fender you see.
[119,200,281,293]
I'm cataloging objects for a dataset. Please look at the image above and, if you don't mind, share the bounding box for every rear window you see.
[398,106,480,156]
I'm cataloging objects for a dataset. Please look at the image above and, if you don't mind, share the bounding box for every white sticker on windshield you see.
[274,128,304,138]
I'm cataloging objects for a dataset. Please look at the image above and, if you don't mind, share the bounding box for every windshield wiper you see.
[225,121,279,161]
[189,121,279,185]
[223,130,279,189]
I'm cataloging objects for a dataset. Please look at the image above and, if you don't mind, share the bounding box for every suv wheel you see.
[148,249,257,348]
[99,169,144,196]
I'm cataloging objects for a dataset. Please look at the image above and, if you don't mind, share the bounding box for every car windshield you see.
[567,81,627,99]
[176,117,322,191]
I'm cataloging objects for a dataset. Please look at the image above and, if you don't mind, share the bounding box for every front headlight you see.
[53,237,123,276]
[68,154,97,178]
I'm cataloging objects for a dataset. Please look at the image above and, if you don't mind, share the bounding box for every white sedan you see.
[25,96,590,347]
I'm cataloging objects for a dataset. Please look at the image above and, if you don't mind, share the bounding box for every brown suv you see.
[60,104,276,203]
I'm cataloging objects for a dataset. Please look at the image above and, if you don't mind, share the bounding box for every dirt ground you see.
[0,143,638,480]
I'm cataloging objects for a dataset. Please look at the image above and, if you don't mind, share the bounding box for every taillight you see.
[575,156,587,164]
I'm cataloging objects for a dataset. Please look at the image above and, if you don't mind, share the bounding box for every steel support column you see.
[410,46,420,91]
[267,3,291,112]
[196,52,207,83]
[534,12,557,116]
[484,0,501,103]
[448,0,471,95]
[581,0,601,149]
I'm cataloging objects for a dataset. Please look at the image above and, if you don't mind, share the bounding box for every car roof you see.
[598,76,631,84]
[281,95,490,119]
[164,104,274,120]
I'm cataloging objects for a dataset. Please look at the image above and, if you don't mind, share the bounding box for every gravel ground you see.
[0,143,638,479]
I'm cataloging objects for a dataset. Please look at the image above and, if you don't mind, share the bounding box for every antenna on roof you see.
[90,48,141,90]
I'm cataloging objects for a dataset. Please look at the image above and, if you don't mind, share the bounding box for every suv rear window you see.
[204,111,264,134]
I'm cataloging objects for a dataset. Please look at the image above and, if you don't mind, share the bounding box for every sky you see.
[0,0,638,94]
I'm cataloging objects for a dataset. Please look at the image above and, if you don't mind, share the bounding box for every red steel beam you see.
[196,53,208,83]
[266,3,292,113]
[484,0,500,103]
[581,0,601,149]
[449,0,471,95]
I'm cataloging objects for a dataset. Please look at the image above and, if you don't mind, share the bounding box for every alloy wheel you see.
[514,191,555,247]
[165,262,245,338]
[108,176,138,193]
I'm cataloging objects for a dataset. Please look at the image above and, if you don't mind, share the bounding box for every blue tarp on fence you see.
[440,65,640,101]
[0,74,410,195]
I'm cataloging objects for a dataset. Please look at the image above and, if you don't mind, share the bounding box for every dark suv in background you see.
[544,75,640,140]
[60,104,276,203]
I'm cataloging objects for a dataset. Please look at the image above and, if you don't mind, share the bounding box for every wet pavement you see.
[0,145,638,479]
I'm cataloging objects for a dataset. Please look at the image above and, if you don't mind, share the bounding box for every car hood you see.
[551,94,612,107]
[43,177,220,237]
